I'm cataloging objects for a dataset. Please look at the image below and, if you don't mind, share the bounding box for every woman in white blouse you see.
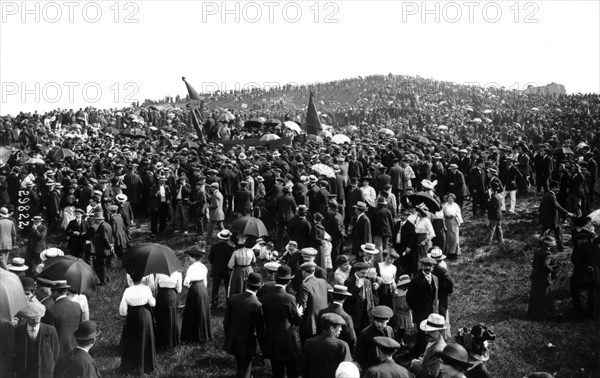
[413,203,435,261]
[181,248,212,344]
[154,270,183,350]
[118,270,156,375]
[377,250,399,308]
[227,234,256,297]
[442,193,463,259]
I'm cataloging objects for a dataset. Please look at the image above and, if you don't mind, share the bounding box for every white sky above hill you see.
[1,0,598,115]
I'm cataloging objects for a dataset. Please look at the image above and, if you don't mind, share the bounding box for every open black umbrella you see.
[40,255,96,294]
[265,118,281,127]
[124,243,183,276]
[406,192,441,212]
[409,135,431,145]
[244,118,263,129]
[230,216,268,237]
[49,148,75,161]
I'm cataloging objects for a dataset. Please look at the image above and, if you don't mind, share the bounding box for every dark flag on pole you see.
[182,77,206,144]
[306,91,322,135]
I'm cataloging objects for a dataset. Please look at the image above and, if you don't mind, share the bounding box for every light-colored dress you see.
[227,247,255,297]
[414,216,435,260]
[69,294,89,321]
[442,201,463,256]
[377,262,397,308]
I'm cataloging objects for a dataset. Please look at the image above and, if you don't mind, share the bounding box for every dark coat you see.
[93,221,113,257]
[344,274,375,333]
[208,241,234,279]
[468,167,487,192]
[260,286,302,360]
[109,214,129,248]
[298,275,330,341]
[65,218,89,253]
[117,202,134,228]
[352,214,372,257]
[365,359,412,378]
[370,206,394,237]
[223,292,265,359]
[233,189,253,215]
[275,194,297,222]
[49,297,82,355]
[406,271,439,325]
[149,184,171,211]
[27,224,47,264]
[14,323,60,378]
[487,193,503,221]
[355,324,395,371]
[317,303,357,351]
[287,216,311,249]
[539,190,569,228]
[124,172,143,204]
[53,348,101,378]
[300,333,352,378]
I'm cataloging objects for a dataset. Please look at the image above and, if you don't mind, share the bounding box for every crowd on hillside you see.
[0,75,599,378]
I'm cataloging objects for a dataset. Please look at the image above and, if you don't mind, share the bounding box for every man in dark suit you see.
[345,177,366,233]
[393,207,418,275]
[92,212,113,285]
[48,280,82,355]
[298,262,330,346]
[365,337,411,378]
[233,181,253,218]
[149,175,171,235]
[35,278,56,326]
[172,175,192,234]
[352,201,372,258]
[257,262,280,300]
[344,262,375,334]
[54,321,102,378]
[208,229,235,309]
[539,180,574,251]
[300,313,352,378]
[355,306,395,372]
[406,256,439,358]
[468,159,487,216]
[223,272,265,378]
[370,197,394,261]
[260,265,302,378]
[14,300,60,378]
[65,209,88,257]
[275,186,297,250]
[317,285,357,352]
[324,200,345,263]
[220,163,239,216]
[445,164,467,208]
[287,205,311,249]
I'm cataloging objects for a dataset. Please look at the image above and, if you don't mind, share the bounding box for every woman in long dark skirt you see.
[227,235,256,297]
[119,270,156,375]
[181,248,212,343]
[527,236,558,320]
[154,270,183,350]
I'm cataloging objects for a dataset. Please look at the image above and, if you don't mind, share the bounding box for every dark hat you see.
[328,200,338,210]
[275,265,294,280]
[93,212,104,221]
[20,276,37,290]
[371,305,394,320]
[328,284,352,297]
[373,336,401,350]
[321,313,346,327]
[437,343,473,369]
[352,261,370,270]
[297,205,308,214]
[246,272,264,287]
[574,216,591,227]
[74,321,100,340]
[185,248,206,257]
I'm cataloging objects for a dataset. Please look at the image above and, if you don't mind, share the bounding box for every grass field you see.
[66,193,599,377]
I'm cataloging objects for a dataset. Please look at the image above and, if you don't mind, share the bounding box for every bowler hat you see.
[437,343,473,369]
[74,321,101,340]
[275,265,294,280]
[20,276,36,290]
[246,272,264,287]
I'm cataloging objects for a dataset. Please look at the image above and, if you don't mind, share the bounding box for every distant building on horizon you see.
[524,82,567,96]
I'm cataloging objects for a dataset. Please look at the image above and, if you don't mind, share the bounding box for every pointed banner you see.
[182,77,206,144]
[306,91,322,135]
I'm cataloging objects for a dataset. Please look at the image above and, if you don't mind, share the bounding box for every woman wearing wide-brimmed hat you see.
[527,235,558,320]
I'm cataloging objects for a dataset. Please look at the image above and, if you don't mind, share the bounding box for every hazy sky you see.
[1,0,599,115]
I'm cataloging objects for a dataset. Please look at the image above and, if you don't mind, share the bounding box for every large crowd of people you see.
[0,74,599,378]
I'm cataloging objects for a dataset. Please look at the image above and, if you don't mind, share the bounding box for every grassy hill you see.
[57,193,600,377]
